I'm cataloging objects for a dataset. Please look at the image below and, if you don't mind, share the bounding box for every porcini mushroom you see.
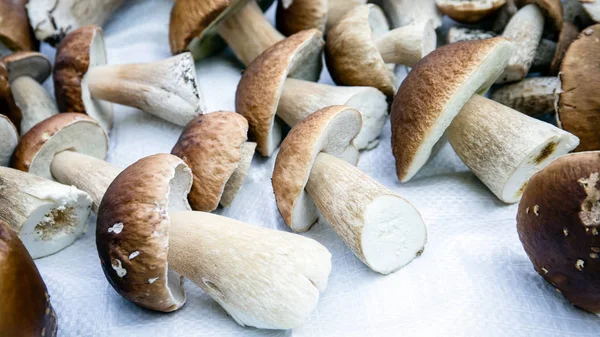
[491,77,558,116]
[446,27,497,44]
[0,219,57,336]
[273,105,427,274]
[327,0,367,30]
[237,29,388,156]
[380,0,443,28]
[326,4,436,96]
[96,153,332,329]
[0,0,37,55]
[26,0,126,45]
[517,151,600,313]
[54,25,205,133]
[436,0,507,23]
[276,0,328,36]
[171,111,256,212]
[0,115,17,166]
[0,166,92,258]
[581,0,600,22]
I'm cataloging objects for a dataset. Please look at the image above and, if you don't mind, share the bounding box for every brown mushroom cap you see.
[517,151,600,314]
[515,0,564,31]
[556,24,600,152]
[436,0,507,23]
[0,220,57,337]
[549,22,579,75]
[171,111,251,212]
[276,0,328,36]
[236,29,324,157]
[273,105,361,232]
[96,154,192,312]
[0,0,37,53]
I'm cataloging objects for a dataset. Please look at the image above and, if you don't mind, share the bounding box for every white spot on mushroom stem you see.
[111,259,127,278]
[129,251,140,260]
[148,277,159,284]
[108,223,124,234]
[576,259,585,271]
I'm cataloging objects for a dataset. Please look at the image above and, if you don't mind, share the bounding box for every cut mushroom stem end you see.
[375,20,437,67]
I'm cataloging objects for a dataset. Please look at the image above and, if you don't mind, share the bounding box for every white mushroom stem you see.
[0,115,18,166]
[491,77,558,117]
[305,152,427,274]
[220,141,256,207]
[375,21,437,66]
[216,0,284,66]
[446,27,497,44]
[85,53,204,127]
[10,76,58,135]
[581,0,600,22]
[447,95,580,204]
[381,0,443,28]
[50,150,121,213]
[277,78,388,150]
[167,211,331,330]
[327,0,366,30]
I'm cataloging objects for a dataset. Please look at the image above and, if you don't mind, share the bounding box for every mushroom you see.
[236,29,388,156]
[276,0,328,36]
[26,0,126,46]
[0,0,37,55]
[0,52,58,135]
[0,166,92,258]
[380,0,444,28]
[54,25,205,133]
[96,153,332,329]
[446,27,498,44]
[0,115,17,166]
[273,105,427,274]
[517,151,600,314]
[581,0,600,21]
[563,0,594,28]
[326,4,436,96]
[491,77,558,116]
[0,219,57,336]
[556,24,600,151]
[391,38,579,203]
[436,0,507,23]
[327,0,367,30]
[171,111,256,212]
[12,113,120,213]
[170,0,285,65]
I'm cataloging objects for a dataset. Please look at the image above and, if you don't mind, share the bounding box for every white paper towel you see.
[33,1,600,336]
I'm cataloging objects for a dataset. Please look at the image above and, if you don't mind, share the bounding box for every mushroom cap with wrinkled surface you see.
[276,0,328,36]
[436,0,506,23]
[0,0,37,53]
[515,0,564,31]
[96,154,192,312]
[273,105,361,232]
[236,29,324,157]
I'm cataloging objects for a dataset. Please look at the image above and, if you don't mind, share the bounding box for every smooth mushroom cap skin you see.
[517,151,600,313]
[276,0,328,36]
[0,220,57,337]
[0,0,37,53]
[436,0,507,23]
[0,115,18,166]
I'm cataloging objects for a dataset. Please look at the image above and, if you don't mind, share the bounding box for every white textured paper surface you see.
[33,1,600,336]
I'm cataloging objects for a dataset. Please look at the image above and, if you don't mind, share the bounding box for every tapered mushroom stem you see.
[10,76,58,134]
[167,211,331,329]
[85,53,204,126]
[220,141,256,207]
[491,77,558,117]
[216,1,284,66]
[375,21,436,66]
[447,95,580,203]
[50,150,121,213]
[304,152,427,274]
[277,78,388,150]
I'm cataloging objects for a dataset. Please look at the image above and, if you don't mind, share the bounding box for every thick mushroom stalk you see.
[380,0,443,28]
[375,20,437,67]
[491,77,558,116]
[0,115,18,166]
[10,76,58,134]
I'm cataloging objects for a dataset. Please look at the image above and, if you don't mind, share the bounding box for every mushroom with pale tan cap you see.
[581,0,600,21]
[54,25,205,133]
[381,0,443,28]
[0,219,57,336]
[517,151,600,314]
[273,105,427,274]
[0,115,18,166]
[96,153,331,329]
[0,166,92,258]
[436,0,507,23]
[391,38,579,203]
[236,29,388,155]
[171,111,256,212]
[0,0,37,55]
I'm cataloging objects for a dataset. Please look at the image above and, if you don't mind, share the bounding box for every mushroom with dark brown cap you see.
[0,52,58,135]
[0,166,92,258]
[517,151,600,314]
[391,38,579,203]
[273,105,427,274]
[436,0,507,23]
[0,0,37,55]
[326,4,436,96]
[491,77,558,116]
[380,0,444,28]
[170,0,284,65]
[0,219,57,336]
[0,115,18,166]
[581,0,600,21]
[12,113,120,213]
[237,29,388,155]
[54,25,205,133]
[96,153,332,329]
[171,111,256,212]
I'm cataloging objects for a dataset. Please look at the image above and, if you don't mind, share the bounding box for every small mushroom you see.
[0,0,37,55]
[276,0,328,36]
[581,0,600,21]
[0,115,17,166]
[326,4,436,96]
[436,0,507,23]
[237,29,388,155]
[26,0,126,46]
[380,0,444,28]
[0,166,92,258]
[96,153,332,329]
[273,105,427,274]
[556,24,600,151]
[491,77,558,116]
[0,220,57,336]
[517,151,600,314]
[54,25,205,133]
[171,112,256,212]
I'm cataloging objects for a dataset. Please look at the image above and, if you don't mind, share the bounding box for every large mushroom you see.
[273,105,427,274]
[0,0,37,55]
[0,220,57,336]
[171,112,256,212]
[0,166,92,258]
[380,0,444,29]
[517,151,600,314]
[96,153,332,329]
[326,4,436,96]
[236,29,388,155]
[0,115,18,166]
[436,0,507,23]
[54,25,205,133]
[391,38,579,203]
